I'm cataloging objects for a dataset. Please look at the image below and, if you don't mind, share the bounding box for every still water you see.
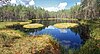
[29,25,82,49]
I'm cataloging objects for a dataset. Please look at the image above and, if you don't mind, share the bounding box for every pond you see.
[9,19,83,49]
[28,25,83,49]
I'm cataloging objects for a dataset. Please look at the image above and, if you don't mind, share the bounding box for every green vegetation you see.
[71,19,100,54]
[0,0,99,22]
[70,0,100,19]
[79,19,100,40]
[0,22,31,29]
[88,20,100,40]
[23,23,44,29]
[54,23,79,28]
[74,39,100,54]
[0,22,18,29]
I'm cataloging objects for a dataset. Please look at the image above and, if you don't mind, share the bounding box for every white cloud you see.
[10,0,17,4]
[10,0,35,6]
[25,0,35,7]
[0,1,7,6]
[58,2,67,10]
[44,2,67,12]
[76,2,81,5]
[29,0,35,5]
[44,7,59,12]
[0,1,2,7]
[0,1,3,5]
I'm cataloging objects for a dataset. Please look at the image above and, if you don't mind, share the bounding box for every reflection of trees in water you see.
[6,24,45,34]
[71,24,90,42]
[32,19,78,27]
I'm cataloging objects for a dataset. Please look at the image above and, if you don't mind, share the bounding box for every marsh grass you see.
[0,29,26,48]
[0,22,18,29]
[0,22,31,29]
[18,22,30,25]
[0,29,25,39]
[23,23,44,29]
[0,34,61,54]
[54,23,79,28]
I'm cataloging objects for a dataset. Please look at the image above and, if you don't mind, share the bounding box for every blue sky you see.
[0,0,81,11]
[35,0,81,11]
[34,0,81,8]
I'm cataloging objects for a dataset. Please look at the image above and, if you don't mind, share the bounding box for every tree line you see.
[0,5,48,21]
[70,0,100,19]
[0,0,100,21]
[0,4,70,21]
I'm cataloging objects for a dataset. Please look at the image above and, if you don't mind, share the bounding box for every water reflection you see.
[29,26,82,49]
[32,20,78,27]
[59,29,67,33]
[45,25,57,29]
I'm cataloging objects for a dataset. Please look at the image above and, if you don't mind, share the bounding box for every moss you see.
[54,23,79,28]
[23,23,44,29]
